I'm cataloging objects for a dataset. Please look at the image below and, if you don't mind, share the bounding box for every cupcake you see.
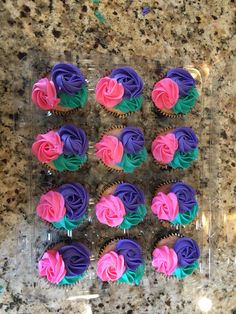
[97,238,145,284]
[36,182,89,231]
[96,182,146,229]
[96,126,147,173]
[151,127,199,169]
[151,181,198,227]
[38,241,91,286]
[152,233,200,279]
[32,63,88,114]
[151,67,200,117]
[32,124,88,172]
[95,66,144,117]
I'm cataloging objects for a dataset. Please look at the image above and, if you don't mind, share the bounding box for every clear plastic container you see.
[16,52,217,303]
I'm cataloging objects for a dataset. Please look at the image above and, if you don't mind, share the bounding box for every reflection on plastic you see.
[197,297,213,312]
[67,294,99,301]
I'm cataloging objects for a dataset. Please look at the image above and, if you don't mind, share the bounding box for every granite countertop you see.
[0,0,235,313]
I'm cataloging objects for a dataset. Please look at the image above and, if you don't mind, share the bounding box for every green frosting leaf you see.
[114,96,143,113]
[58,273,85,286]
[52,154,87,172]
[171,204,198,226]
[117,147,147,173]
[119,204,147,229]
[118,264,145,285]
[172,261,199,279]
[52,214,86,231]
[58,85,88,109]
[172,87,199,114]
[168,148,199,169]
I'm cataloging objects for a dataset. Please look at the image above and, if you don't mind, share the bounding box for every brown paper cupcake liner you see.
[38,238,89,289]
[97,180,124,202]
[36,182,89,233]
[50,102,90,117]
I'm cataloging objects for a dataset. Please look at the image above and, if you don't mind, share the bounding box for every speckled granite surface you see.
[0,0,235,313]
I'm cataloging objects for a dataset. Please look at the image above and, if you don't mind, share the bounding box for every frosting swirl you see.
[32,78,60,110]
[52,154,87,172]
[173,260,199,279]
[119,205,146,229]
[171,204,198,225]
[96,195,126,227]
[170,182,197,213]
[36,191,66,222]
[114,183,145,213]
[119,127,145,154]
[172,87,199,114]
[151,192,179,221]
[173,127,198,153]
[58,85,88,109]
[118,264,145,285]
[173,237,200,267]
[52,215,85,231]
[151,78,179,110]
[166,68,195,97]
[115,239,143,271]
[38,250,66,284]
[58,125,88,156]
[169,148,199,169]
[57,183,89,220]
[114,96,143,113]
[110,66,144,98]
[152,133,178,164]
[152,246,178,276]
[96,135,124,166]
[59,242,91,276]
[117,148,147,173]
[32,131,64,164]
[97,251,126,281]
[51,63,86,95]
[96,77,124,108]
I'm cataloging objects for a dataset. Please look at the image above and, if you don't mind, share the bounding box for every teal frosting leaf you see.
[119,204,147,229]
[58,85,88,109]
[172,261,199,279]
[58,273,85,286]
[52,214,86,231]
[117,147,147,173]
[118,264,145,285]
[114,96,143,113]
[52,154,87,172]
[168,148,199,169]
[171,204,198,226]
[172,87,199,114]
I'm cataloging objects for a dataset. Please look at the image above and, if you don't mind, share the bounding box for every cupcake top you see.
[96,182,146,229]
[36,182,89,231]
[32,124,88,172]
[97,238,145,284]
[151,127,199,169]
[152,234,200,279]
[38,242,91,285]
[96,126,147,173]
[151,67,199,116]
[95,66,144,116]
[32,63,88,112]
[151,182,198,226]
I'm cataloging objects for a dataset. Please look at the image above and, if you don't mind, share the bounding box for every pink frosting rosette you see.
[38,250,66,284]
[95,135,124,166]
[96,195,126,227]
[151,192,179,221]
[32,130,64,164]
[32,78,60,110]
[152,246,178,276]
[152,133,178,164]
[151,78,179,110]
[96,77,124,108]
[97,251,126,281]
[36,191,66,223]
